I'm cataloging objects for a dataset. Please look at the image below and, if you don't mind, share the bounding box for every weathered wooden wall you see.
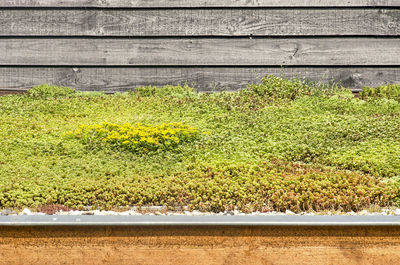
[0,1,399,92]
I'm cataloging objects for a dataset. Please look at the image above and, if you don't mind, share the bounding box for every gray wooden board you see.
[0,67,399,91]
[1,0,400,7]
[1,38,399,66]
[1,9,400,36]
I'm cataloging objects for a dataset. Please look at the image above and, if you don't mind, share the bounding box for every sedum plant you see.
[133,84,195,97]
[68,122,199,153]
[361,84,400,101]
[247,75,338,100]
[27,84,76,99]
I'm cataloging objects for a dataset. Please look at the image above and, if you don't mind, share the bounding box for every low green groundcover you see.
[0,77,399,213]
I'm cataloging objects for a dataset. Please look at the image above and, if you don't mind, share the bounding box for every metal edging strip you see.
[1,215,400,226]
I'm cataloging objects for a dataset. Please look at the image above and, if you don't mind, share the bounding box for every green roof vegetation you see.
[0,77,399,213]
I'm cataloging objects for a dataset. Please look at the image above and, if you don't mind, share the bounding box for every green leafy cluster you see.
[27,83,76,99]
[247,75,339,100]
[0,161,394,212]
[68,122,199,153]
[361,84,400,101]
[383,176,400,206]
[133,84,195,97]
[179,161,395,213]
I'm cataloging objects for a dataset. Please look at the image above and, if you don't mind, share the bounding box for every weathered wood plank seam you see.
[0,9,399,36]
[1,0,400,8]
[1,38,399,66]
[0,67,399,91]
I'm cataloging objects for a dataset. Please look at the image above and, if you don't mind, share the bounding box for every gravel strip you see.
[2,207,400,216]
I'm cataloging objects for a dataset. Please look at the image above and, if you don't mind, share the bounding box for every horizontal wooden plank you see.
[0,89,25,95]
[1,38,399,66]
[2,226,400,265]
[1,9,399,36]
[0,67,399,91]
[1,0,400,8]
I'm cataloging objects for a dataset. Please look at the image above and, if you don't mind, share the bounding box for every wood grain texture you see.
[0,89,25,95]
[1,38,399,66]
[1,67,399,91]
[1,226,400,265]
[1,9,399,36]
[1,0,400,7]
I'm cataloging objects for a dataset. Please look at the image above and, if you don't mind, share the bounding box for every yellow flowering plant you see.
[68,122,199,153]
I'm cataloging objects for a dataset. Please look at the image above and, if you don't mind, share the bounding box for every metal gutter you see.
[1,215,400,226]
